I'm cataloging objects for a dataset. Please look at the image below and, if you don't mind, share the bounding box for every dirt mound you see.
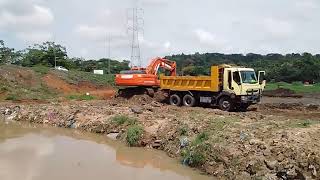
[43,73,115,99]
[263,88,302,98]
[0,65,40,87]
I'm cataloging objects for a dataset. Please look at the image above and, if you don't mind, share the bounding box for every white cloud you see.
[263,18,293,39]
[2,0,320,60]
[295,0,317,9]
[16,31,52,43]
[0,4,53,29]
[164,41,171,49]
[0,0,53,43]
[194,29,216,45]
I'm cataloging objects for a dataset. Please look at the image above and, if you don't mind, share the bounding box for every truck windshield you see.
[240,71,257,84]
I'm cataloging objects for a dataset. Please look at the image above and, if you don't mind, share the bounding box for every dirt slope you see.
[0,65,115,101]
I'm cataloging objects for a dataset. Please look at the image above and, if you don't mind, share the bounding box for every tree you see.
[0,40,16,64]
[20,41,68,67]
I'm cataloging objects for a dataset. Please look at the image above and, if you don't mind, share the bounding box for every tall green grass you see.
[265,82,320,93]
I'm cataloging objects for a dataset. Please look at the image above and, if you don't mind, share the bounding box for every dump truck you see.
[160,65,266,111]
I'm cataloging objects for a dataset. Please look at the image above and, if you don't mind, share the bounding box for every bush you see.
[32,65,50,75]
[111,115,137,126]
[126,125,143,146]
[292,81,303,86]
[192,132,209,145]
[178,124,189,136]
[5,94,19,101]
[0,86,8,92]
[181,132,210,167]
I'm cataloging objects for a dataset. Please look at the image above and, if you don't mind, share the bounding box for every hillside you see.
[0,65,115,101]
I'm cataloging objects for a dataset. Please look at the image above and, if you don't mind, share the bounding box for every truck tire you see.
[183,94,196,107]
[218,97,234,111]
[170,94,181,106]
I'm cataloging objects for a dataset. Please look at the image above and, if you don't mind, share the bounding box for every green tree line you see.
[1,39,320,82]
[165,52,320,83]
[0,40,130,74]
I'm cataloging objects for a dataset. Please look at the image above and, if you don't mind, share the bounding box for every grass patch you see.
[266,82,320,93]
[67,94,96,101]
[5,94,20,101]
[32,65,50,75]
[0,85,8,92]
[60,70,115,86]
[126,125,143,146]
[181,132,210,167]
[111,115,137,126]
[287,119,320,128]
[178,124,189,136]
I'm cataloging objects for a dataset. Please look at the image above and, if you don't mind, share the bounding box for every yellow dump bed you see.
[160,66,220,92]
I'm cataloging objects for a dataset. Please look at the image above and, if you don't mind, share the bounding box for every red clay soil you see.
[43,74,115,99]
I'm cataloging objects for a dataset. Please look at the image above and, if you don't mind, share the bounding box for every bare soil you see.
[43,73,115,99]
[263,88,303,98]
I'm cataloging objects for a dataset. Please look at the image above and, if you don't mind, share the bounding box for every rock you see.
[238,171,251,179]
[131,106,143,114]
[306,104,319,111]
[262,173,278,180]
[264,160,278,170]
[240,131,249,141]
[309,165,317,177]
[259,144,267,150]
[249,139,263,145]
[107,133,120,140]
[179,136,189,148]
[151,101,162,107]
[277,154,285,162]
[263,149,271,156]
[152,140,162,148]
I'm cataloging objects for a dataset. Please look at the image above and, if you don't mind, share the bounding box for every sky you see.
[0,0,320,65]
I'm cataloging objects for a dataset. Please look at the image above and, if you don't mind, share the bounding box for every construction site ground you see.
[1,65,320,179]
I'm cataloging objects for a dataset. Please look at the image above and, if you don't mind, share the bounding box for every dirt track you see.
[1,95,320,179]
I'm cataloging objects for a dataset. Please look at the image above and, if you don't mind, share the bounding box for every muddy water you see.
[0,122,212,180]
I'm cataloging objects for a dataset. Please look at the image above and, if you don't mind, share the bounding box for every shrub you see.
[32,65,50,75]
[178,124,189,136]
[111,115,137,126]
[5,94,19,101]
[181,131,210,167]
[0,86,8,92]
[126,125,143,146]
[192,132,209,145]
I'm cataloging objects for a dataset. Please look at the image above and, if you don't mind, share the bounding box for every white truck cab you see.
[223,67,266,108]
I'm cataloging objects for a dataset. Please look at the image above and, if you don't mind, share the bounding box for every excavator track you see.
[117,87,157,98]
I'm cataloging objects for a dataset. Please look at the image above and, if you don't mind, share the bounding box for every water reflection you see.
[0,122,212,180]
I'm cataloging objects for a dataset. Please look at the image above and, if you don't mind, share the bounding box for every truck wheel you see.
[183,94,196,107]
[170,94,181,106]
[219,97,234,111]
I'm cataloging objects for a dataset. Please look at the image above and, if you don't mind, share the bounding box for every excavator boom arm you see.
[145,57,176,76]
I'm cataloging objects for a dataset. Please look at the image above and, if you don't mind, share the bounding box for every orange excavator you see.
[115,57,176,97]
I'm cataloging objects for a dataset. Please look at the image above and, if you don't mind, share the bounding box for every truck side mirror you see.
[258,71,266,85]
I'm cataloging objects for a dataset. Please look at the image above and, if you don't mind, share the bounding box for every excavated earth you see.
[1,95,320,179]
